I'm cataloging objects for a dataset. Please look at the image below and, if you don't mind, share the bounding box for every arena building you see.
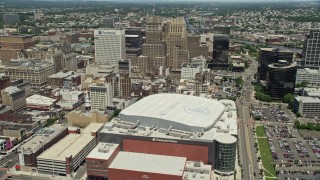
[98,94,237,175]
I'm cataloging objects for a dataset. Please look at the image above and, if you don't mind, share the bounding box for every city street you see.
[237,57,262,180]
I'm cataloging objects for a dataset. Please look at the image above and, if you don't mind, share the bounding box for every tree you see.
[296,80,308,88]
[255,92,272,102]
[296,112,302,117]
[254,84,263,92]
[294,120,301,128]
[284,93,294,107]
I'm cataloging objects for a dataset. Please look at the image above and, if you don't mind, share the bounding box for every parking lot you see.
[252,104,291,122]
[262,124,320,180]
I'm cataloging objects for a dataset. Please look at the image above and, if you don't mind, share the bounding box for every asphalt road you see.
[237,57,262,180]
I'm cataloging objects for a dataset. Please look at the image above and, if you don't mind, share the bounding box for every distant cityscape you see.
[0,0,319,180]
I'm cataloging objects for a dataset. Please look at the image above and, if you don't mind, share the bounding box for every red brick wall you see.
[108,168,182,180]
[123,139,209,163]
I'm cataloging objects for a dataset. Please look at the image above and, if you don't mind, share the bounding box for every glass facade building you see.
[214,135,237,175]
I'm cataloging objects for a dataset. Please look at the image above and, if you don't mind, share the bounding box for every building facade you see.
[266,60,297,99]
[301,30,320,68]
[258,48,293,81]
[294,96,320,118]
[0,35,34,64]
[94,29,125,66]
[4,60,54,89]
[86,143,120,179]
[296,68,320,87]
[89,83,113,111]
[1,86,26,112]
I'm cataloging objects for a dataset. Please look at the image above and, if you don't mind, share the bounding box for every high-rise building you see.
[301,30,320,68]
[167,17,188,68]
[1,86,26,112]
[257,48,293,81]
[138,17,167,74]
[212,35,229,64]
[187,36,208,59]
[0,35,34,64]
[145,16,162,44]
[265,60,297,99]
[94,29,125,66]
[106,73,132,99]
[89,82,113,111]
[2,14,20,25]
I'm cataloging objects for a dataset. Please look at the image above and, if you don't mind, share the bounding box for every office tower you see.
[301,30,320,68]
[138,16,167,73]
[89,82,113,111]
[187,36,208,59]
[94,29,125,66]
[125,27,144,49]
[212,35,230,64]
[145,16,162,44]
[2,14,20,25]
[106,73,132,99]
[1,86,26,112]
[167,17,188,68]
[266,60,297,99]
[0,35,34,64]
[257,48,293,81]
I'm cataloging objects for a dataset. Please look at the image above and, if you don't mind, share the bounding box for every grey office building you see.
[301,30,320,68]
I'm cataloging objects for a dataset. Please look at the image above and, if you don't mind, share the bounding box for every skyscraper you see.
[266,60,297,99]
[94,29,125,66]
[212,35,229,63]
[257,48,293,81]
[167,17,188,68]
[138,16,167,73]
[301,30,320,68]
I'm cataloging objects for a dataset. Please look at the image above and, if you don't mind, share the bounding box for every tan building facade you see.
[1,86,26,112]
[4,61,54,89]
[166,17,188,68]
[66,111,109,128]
[0,35,34,64]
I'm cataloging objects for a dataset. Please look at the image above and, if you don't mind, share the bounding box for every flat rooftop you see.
[86,143,119,160]
[19,124,66,154]
[100,98,237,142]
[109,152,186,176]
[183,161,212,180]
[120,94,225,132]
[37,133,94,161]
[26,95,56,107]
[295,96,320,103]
[82,122,104,134]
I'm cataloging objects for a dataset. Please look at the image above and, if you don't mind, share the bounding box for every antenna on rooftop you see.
[152,1,155,16]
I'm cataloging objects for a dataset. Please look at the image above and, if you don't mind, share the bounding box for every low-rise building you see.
[294,96,320,118]
[108,152,187,180]
[86,143,120,179]
[296,68,320,87]
[18,124,68,167]
[66,111,108,128]
[26,94,57,111]
[36,123,103,176]
[4,59,54,89]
